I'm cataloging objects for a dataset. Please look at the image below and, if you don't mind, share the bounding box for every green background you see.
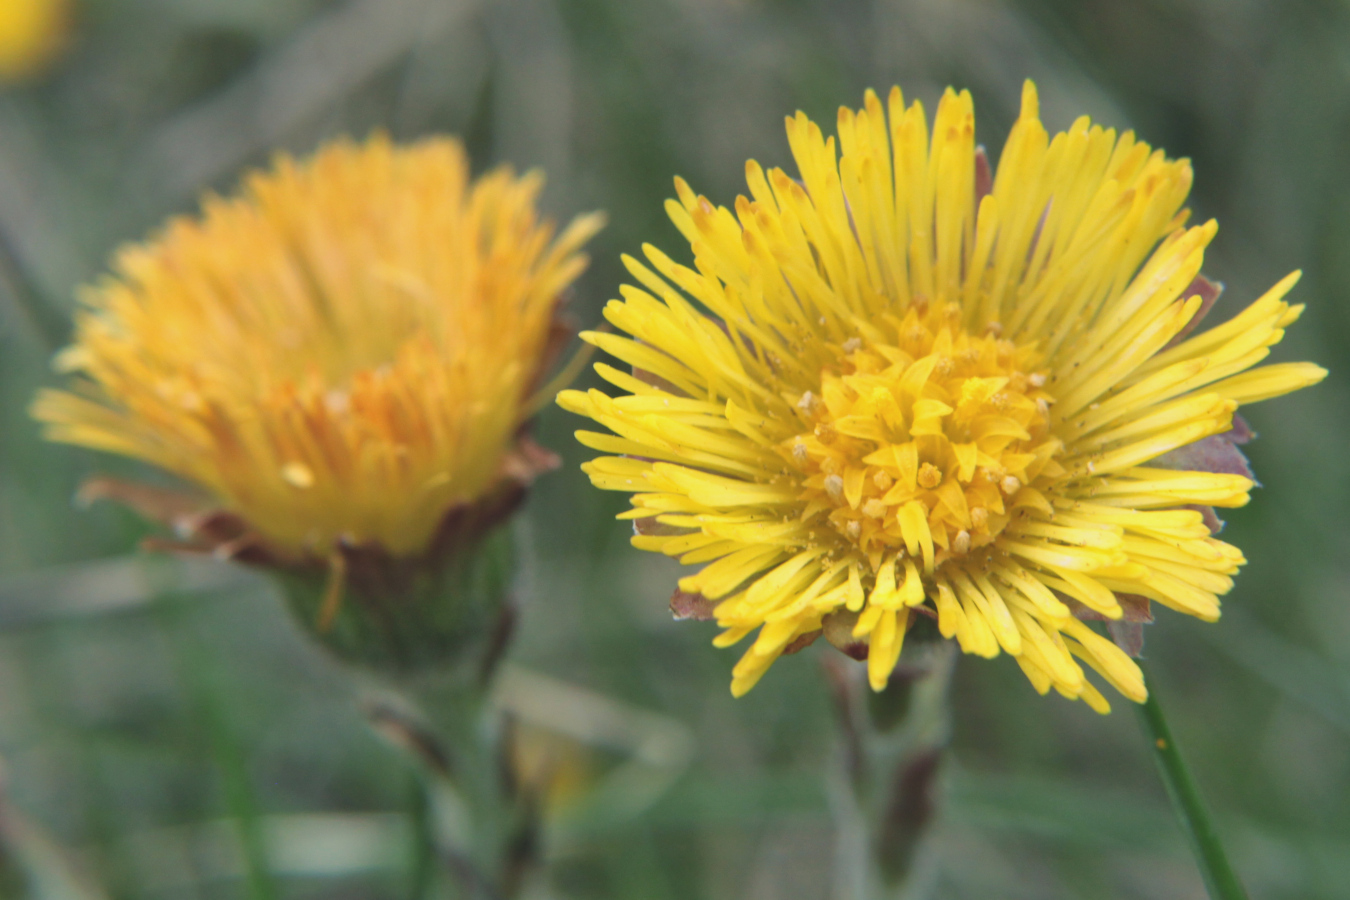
[0,0,1346,897]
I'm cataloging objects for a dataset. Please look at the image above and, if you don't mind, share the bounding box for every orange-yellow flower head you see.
[0,0,69,82]
[559,82,1325,709]
[36,135,603,559]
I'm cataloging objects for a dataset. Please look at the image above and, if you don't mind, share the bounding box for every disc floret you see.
[789,301,1061,575]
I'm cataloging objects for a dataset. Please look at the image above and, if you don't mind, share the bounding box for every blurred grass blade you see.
[1196,610,1350,737]
[156,592,279,900]
[0,769,110,900]
[143,0,481,201]
[0,556,253,628]
[0,221,64,351]
[406,776,437,900]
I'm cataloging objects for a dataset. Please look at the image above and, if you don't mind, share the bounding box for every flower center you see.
[785,303,1061,573]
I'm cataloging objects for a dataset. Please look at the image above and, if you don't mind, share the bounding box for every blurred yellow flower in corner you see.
[560,81,1326,709]
[0,0,70,82]
[34,134,604,560]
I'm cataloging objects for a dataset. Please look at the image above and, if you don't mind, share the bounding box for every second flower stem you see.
[826,640,956,900]
[1136,663,1248,900]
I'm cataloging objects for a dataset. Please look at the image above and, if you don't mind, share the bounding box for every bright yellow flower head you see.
[0,0,68,82]
[559,82,1325,709]
[36,134,603,559]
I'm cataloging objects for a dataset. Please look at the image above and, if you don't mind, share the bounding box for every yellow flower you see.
[0,0,69,82]
[559,82,1325,709]
[35,134,603,560]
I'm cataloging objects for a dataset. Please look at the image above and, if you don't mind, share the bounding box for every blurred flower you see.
[37,134,600,557]
[35,134,602,673]
[509,721,593,816]
[0,0,69,82]
[560,82,1325,708]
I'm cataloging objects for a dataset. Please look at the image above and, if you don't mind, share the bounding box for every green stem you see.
[1136,663,1248,900]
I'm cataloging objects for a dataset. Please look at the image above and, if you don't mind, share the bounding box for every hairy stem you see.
[365,676,540,900]
[826,640,956,900]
